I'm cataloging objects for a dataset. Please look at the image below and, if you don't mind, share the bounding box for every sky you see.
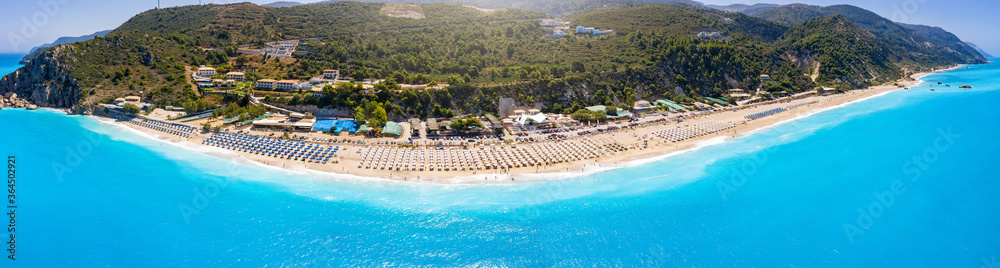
[0,0,996,55]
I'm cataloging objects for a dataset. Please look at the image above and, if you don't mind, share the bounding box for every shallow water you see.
[3,60,1000,266]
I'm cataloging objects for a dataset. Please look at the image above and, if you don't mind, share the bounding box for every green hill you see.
[316,0,706,15]
[114,2,548,47]
[900,23,986,60]
[744,3,824,24]
[572,4,786,42]
[750,4,986,69]
[0,2,988,119]
[778,15,900,87]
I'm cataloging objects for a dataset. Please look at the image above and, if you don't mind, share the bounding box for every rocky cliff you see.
[0,45,82,108]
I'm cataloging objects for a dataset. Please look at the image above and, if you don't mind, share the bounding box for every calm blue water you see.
[0,54,24,76]
[4,60,1000,267]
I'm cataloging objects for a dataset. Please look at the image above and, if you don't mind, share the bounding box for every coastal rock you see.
[1,92,39,109]
[69,104,114,116]
[0,45,82,108]
[959,85,972,89]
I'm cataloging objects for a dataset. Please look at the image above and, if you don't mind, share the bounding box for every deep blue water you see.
[3,60,1000,267]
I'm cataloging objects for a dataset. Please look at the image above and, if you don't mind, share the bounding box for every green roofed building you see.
[356,124,370,135]
[383,122,403,137]
[613,109,633,119]
[655,99,690,111]
[585,105,607,112]
[585,105,633,120]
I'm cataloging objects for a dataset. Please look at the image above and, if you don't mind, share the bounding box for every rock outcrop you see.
[0,93,38,110]
[0,45,82,108]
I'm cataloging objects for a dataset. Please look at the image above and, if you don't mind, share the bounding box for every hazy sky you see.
[1,0,996,55]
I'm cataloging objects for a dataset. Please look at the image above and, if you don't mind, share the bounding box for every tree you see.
[183,98,215,114]
[427,80,438,87]
[446,75,465,86]
[239,94,252,107]
[618,103,631,111]
[675,74,687,87]
[374,78,400,92]
[467,118,483,128]
[353,109,366,125]
[604,105,618,116]
[215,64,233,74]
[572,109,592,122]
[432,104,454,118]
[203,123,212,132]
[235,56,249,66]
[354,100,388,129]
[450,118,484,132]
[449,119,466,131]
[591,110,607,121]
[122,103,141,114]
[571,61,586,72]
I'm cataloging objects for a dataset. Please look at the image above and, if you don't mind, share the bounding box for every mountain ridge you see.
[963,41,993,58]
[262,1,304,8]
[19,30,113,64]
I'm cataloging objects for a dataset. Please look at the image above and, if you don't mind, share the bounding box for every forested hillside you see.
[1,2,987,119]
[778,15,900,87]
[114,2,548,48]
[324,0,705,15]
[749,4,985,70]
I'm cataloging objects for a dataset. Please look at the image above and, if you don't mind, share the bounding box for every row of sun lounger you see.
[652,120,736,142]
[357,139,606,172]
[745,108,788,120]
[124,117,196,138]
[203,133,339,164]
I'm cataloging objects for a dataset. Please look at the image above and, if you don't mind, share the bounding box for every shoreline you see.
[50,68,954,184]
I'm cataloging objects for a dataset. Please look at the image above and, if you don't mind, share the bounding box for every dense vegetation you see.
[572,4,787,43]
[778,15,900,88]
[332,0,704,15]
[12,1,987,122]
[56,32,205,107]
[114,2,547,48]
[749,4,986,70]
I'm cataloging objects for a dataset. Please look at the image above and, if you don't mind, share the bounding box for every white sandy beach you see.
[98,67,954,184]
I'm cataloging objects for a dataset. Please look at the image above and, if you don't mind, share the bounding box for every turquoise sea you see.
[3,59,1000,267]
[0,54,23,76]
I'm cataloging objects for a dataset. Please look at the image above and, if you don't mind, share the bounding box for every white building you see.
[593,29,615,36]
[515,113,548,126]
[310,87,327,98]
[197,67,216,77]
[323,69,340,79]
[633,100,654,112]
[225,72,244,82]
[697,32,724,38]
[257,79,277,90]
[276,80,299,90]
